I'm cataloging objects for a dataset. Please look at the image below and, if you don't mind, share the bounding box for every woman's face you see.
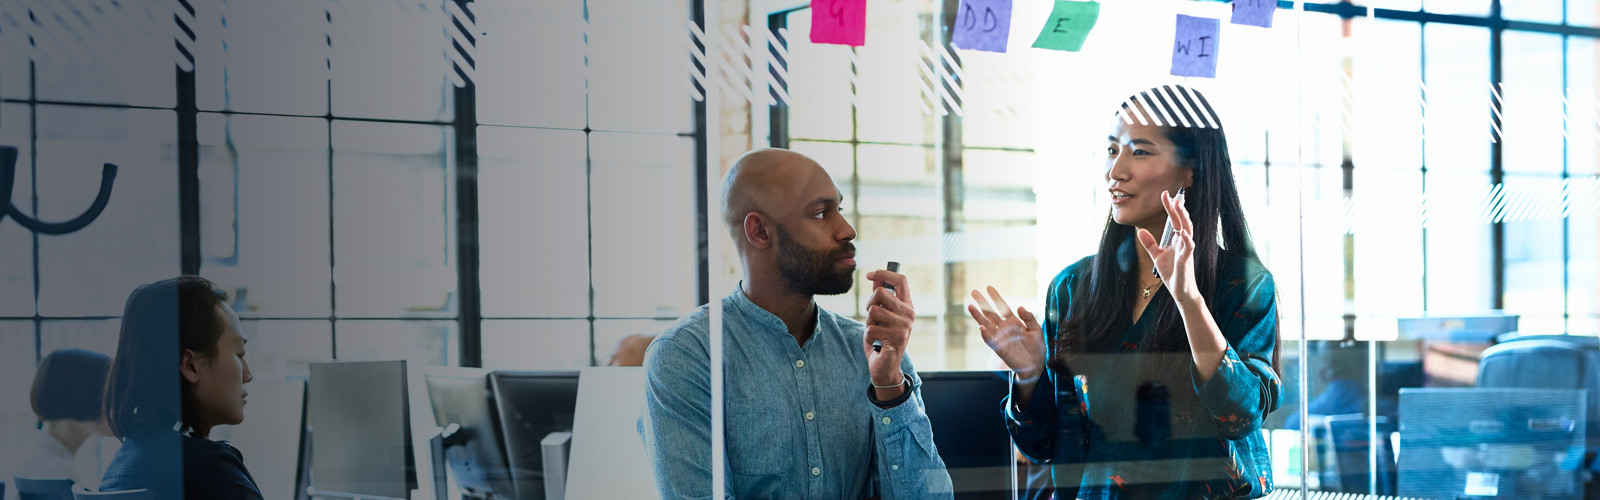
[183,304,252,430]
[1105,117,1193,232]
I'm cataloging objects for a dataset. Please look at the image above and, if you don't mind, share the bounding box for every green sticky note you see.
[1031,1,1100,52]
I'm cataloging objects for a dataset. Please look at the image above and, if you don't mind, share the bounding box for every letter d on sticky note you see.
[1031,1,1099,52]
[810,0,867,46]
[1171,14,1220,78]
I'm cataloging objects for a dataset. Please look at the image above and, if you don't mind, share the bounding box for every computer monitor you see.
[1398,388,1586,500]
[488,370,580,500]
[424,367,516,499]
[308,360,418,500]
[919,370,1016,498]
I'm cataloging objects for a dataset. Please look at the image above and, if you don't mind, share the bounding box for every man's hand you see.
[864,268,914,401]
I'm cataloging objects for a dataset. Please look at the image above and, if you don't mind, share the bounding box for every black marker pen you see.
[873,261,900,353]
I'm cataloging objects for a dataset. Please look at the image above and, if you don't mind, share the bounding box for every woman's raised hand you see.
[967,286,1047,382]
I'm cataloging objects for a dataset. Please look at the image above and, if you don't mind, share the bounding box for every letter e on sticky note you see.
[1030,1,1099,52]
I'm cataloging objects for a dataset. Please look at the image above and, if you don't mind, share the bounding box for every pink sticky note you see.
[811,0,867,46]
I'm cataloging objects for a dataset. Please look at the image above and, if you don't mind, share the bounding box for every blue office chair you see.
[71,484,157,500]
[1477,337,1600,446]
[14,478,74,500]
[1478,335,1600,498]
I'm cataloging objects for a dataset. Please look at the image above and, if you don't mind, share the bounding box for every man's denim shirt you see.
[639,286,953,499]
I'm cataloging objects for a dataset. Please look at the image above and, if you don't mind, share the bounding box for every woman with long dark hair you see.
[969,85,1281,499]
[99,275,262,499]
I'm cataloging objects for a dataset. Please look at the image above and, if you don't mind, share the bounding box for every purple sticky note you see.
[1231,0,1274,28]
[951,0,1013,53]
[810,0,867,46]
[1171,15,1220,79]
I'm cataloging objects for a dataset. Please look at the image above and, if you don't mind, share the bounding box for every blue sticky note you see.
[1171,15,1220,78]
[1231,0,1275,28]
[952,0,1014,53]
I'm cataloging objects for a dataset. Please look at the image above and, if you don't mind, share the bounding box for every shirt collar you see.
[727,282,824,339]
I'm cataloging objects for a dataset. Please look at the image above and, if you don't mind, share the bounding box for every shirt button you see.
[805,411,815,421]
[882,417,892,425]
[891,465,900,471]
[811,467,821,476]
[794,359,805,368]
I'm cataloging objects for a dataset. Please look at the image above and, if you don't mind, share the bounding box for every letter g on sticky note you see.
[810,0,866,46]
[1030,1,1099,52]
[1171,14,1220,78]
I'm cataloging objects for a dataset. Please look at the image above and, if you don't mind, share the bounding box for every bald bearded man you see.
[640,149,953,499]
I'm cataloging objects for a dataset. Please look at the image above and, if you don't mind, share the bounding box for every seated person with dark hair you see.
[99,276,262,499]
[16,349,115,488]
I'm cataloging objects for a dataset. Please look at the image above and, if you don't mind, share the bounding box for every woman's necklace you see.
[1140,273,1162,299]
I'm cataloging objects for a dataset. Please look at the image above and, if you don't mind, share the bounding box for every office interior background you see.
[1,0,1598,498]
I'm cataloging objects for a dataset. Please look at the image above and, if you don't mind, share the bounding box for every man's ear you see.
[181,349,203,384]
[743,212,773,250]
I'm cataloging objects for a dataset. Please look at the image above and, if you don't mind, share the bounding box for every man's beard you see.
[774,224,855,296]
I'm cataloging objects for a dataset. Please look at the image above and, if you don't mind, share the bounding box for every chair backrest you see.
[1478,337,1600,449]
[15,478,74,500]
[71,484,158,500]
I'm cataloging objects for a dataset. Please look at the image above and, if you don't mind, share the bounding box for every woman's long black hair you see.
[1055,85,1278,373]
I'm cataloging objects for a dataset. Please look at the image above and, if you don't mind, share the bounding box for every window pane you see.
[242,320,332,382]
[1502,176,1566,331]
[333,320,456,367]
[960,55,1038,150]
[589,133,696,318]
[1423,172,1495,312]
[194,0,328,115]
[0,19,27,99]
[1423,24,1490,174]
[474,0,587,128]
[1502,31,1564,176]
[1502,0,1562,24]
[0,104,34,317]
[40,319,119,360]
[1353,18,1422,170]
[328,1,451,121]
[28,0,174,108]
[477,127,589,318]
[35,107,179,316]
[1353,168,1425,340]
[481,319,589,370]
[331,121,456,318]
[854,2,938,146]
[1424,0,1489,16]
[785,11,855,142]
[587,0,692,133]
[200,114,333,317]
[0,321,35,417]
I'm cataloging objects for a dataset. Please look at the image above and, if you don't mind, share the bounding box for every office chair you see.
[71,484,157,500]
[14,478,74,500]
